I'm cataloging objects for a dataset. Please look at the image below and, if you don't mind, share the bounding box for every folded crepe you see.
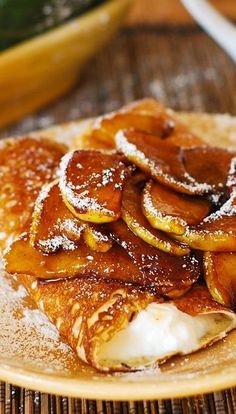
[1,99,236,372]
[15,274,236,371]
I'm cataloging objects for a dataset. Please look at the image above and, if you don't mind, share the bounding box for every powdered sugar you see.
[0,269,78,373]
[38,235,77,253]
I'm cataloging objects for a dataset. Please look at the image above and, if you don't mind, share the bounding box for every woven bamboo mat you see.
[1,19,236,414]
[0,382,236,413]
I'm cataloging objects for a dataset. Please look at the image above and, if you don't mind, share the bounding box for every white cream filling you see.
[98,303,225,365]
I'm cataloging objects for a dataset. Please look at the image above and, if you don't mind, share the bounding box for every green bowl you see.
[0,0,105,51]
[0,0,132,128]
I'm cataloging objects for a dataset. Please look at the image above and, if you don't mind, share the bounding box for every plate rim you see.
[0,362,235,400]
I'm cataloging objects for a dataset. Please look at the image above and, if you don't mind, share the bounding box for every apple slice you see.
[183,146,236,197]
[204,251,236,308]
[92,112,174,147]
[173,193,236,251]
[83,224,112,253]
[4,233,199,296]
[91,98,203,149]
[115,129,211,195]
[121,175,189,256]
[123,99,204,148]
[59,150,127,223]
[108,220,199,298]
[142,180,211,235]
[4,234,138,282]
[30,181,85,253]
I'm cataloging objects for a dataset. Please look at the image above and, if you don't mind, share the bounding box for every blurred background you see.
[0,0,236,137]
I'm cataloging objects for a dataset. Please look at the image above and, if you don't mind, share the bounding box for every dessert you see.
[1,99,236,371]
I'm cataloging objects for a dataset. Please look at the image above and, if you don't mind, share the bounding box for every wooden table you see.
[1,1,236,413]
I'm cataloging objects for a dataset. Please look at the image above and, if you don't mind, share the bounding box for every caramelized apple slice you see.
[115,130,211,195]
[30,181,85,253]
[4,233,199,296]
[204,251,236,308]
[59,150,127,223]
[142,180,211,235]
[108,220,199,297]
[183,146,236,196]
[0,136,66,249]
[83,224,112,252]
[4,234,138,281]
[121,175,189,256]
[91,98,203,149]
[173,194,236,251]
[123,99,205,148]
[92,112,174,146]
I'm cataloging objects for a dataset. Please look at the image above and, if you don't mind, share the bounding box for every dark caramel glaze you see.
[59,150,128,223]
[0,136,66,250]
[108,220,200,297]
[5,231,199,297]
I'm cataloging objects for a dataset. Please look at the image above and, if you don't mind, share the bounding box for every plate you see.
[0,270,236,400]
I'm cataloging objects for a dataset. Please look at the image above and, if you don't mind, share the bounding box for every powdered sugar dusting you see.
[38,235,77,253]
[0,268,78,373]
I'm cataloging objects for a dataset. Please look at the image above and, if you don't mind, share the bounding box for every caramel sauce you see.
[108,220,199,297]
[5,230,199,297]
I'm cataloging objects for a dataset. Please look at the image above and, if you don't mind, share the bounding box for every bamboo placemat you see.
[1,13,236,414]
[0,382,236,413]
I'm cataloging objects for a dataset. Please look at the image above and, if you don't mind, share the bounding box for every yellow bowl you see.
[0,0,131,129]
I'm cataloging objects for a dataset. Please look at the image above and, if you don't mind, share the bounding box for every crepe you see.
[16,276,235,371]
[1,99,236,371]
